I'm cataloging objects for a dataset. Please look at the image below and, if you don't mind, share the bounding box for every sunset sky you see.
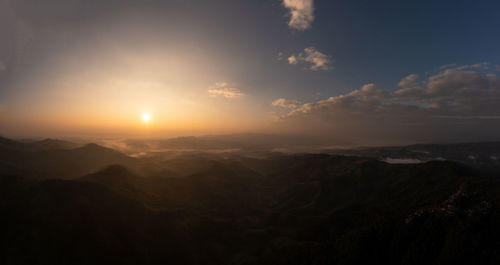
[1,0,500,145]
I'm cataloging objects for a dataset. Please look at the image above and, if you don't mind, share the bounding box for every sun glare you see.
[142,113,151,122]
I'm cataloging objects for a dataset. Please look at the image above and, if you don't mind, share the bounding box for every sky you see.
[1,0,500,145]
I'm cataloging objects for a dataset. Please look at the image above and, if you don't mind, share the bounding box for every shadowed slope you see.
[1,152,500,265]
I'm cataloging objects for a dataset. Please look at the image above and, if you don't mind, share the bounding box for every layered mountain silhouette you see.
[1,136,500,264]
[0,137,139,179]
[327,142,500,175]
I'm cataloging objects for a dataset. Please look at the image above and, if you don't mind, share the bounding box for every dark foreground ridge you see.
[1,138,500,264]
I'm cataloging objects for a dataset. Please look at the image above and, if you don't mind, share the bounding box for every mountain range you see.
[1,136,500,264]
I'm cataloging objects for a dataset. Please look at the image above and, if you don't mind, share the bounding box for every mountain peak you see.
[77,143,117,153]
[79,164,139,188]
[99,164,133,176]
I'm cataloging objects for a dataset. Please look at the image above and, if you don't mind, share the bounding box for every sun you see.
[142,113,151,122]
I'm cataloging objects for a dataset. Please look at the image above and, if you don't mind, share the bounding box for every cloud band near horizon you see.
[271,63,500,144]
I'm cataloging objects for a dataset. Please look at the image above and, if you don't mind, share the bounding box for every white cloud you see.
[282,0,314,31]
[360,83,376,92]
[274,63,500,144]
[398,73,419,87]
[288,47,332,71]
[208,88,244,98]
[272,98,301,108]
[208,82,244,98]
[289,65,500,118]
[440,63,457,69]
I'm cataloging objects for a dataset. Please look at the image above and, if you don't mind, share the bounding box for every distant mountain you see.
[0,137,140,179]
[29,138,81,150]
[124,133,326,152]
[0,136,27,150]
[120,136,500,177]
[326,142,500,175]
[0,136,80,151]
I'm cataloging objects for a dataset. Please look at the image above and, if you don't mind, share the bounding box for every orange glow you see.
[0,40,272,138]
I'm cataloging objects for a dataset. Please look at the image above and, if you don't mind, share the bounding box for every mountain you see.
[0,136,80,151]
[123,133,327,152]
[79,162,263,213]
[0,136,27,150]
[2,149,500,264]
[0,137,140,179]
[29,138,81,150]
[0,174,191,265]
[326,142,500,175]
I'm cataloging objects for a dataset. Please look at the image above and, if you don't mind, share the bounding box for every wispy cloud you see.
[272,98,301,108]
[398,74,419,87]
[208,82,244,98]
[282,0,314,31]
[277,52,284,61]
[288,47,332,71]
[288,55,298,65]
[440,63,457,70]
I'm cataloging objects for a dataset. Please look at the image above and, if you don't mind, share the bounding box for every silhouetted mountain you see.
[327,142,500,175]
[124,133,326,152]
[2,143,500,264]
[0,136,80,151]
[79,162,262,213]
[30,138,81,150]
[119,136,500,177]
[0,136,26,150]
[0,175,192,265]
[0,137,140,179]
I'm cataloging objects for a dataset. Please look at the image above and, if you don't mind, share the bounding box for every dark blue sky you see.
[312,0,500,87]
[265,0,500,100]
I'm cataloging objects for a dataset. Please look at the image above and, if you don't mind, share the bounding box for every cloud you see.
[282,0,314,31]
[0,61,6,72]
[272,98,301,108]
[274,63,500,144]
[208,88,244,98]
[398,73,419,87]
[208,82,244,98]
[277,52,284,61]
[455,62,489,71]
[440,63,457,69]
[288,47,332,71]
